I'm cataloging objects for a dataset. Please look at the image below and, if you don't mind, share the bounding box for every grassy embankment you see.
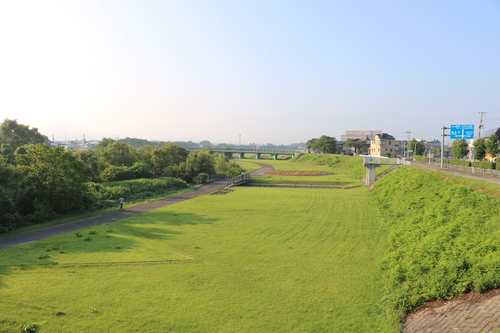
[0,155,398,332]
[372,166,500,322]
[241,154,392,187]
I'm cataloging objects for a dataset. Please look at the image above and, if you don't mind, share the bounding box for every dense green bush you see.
[373,166,500,321]
[444,159,471,167]
[93,177,189,204]
[471,161,496,169]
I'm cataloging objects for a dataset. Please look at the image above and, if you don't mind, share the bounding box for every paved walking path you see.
[0,179,229,250]
[403,162,500,333]
[0,163,274,250]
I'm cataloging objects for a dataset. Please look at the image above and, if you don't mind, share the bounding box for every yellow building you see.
[369,133,397,157]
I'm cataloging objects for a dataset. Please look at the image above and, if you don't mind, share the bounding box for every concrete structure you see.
[369,133,397,157]
[185,147,302,160]
[362,156,407,185]
[341,130,381,141]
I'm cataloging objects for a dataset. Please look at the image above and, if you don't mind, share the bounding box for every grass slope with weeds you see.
[0,187,397,332]
[372,166,500,322]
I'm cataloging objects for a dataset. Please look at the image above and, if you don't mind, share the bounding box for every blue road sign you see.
[450,125,474,139]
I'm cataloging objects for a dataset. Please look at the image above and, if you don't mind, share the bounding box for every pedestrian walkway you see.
[403,290,500,333]
[0,179,228,250]
[403,162,500,333]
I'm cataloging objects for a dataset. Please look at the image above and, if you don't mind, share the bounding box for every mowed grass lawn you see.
[0,187,394,332]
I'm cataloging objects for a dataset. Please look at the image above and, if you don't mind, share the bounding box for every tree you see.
[99,141,138,167]
[1,144,15,164]
[344,139,366,155]
[473,138,487,161]
[451,139,468,159]
[311,135,337,154]
[152,142,188,177]
[74,149,101,182]
[486,134,499,160]
[0,119,49,150]
[15,144,92,217]
[409,139,425,156]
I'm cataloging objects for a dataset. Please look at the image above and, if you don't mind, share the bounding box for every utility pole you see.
[478,112,486,138]
[406,130,411,158]
[441,126,449,168]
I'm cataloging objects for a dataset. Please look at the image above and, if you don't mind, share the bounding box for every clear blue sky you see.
[1,0,499,144]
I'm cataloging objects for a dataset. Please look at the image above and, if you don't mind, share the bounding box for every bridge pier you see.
[364,164,380,185]
[224,152,232,158]
[255,153,261,159]
[272,154,278,160]
[239,153,245,159]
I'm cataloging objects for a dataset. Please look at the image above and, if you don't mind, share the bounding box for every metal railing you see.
[363,157,409,165]
[226,173,252,187]
[414,160,500,178]
[195,173,226,185]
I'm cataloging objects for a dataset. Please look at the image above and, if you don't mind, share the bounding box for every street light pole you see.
[441,126,449,168]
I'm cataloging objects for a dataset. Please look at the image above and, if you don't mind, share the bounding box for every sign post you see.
[450,125,474,140]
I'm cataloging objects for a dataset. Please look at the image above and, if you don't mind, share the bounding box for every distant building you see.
[341,130,381,142]
[369,133,397,157]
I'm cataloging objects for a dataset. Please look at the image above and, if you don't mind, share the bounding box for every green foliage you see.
[344,138,367,154]
[74,149,101,182]
[473,138,487,161]
[307,135,338,154]
[409,139,425,156]
[1,143,15,164]
[193,173,209,184]
[99,141,138,167]
[471,161,495,169]
[0,119,48,150]
[444,159,471,167]
[16,144,93,216]
[152,142,188,177]
[373,166,500,321]
[486,134,499,159]
[452,139,469,159]
[93,177,189,204]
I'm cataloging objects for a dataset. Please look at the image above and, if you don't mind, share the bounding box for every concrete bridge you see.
[363,156,410,185]
[186,147,304,160]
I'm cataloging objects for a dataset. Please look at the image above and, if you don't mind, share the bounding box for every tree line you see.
[0,119,242,232]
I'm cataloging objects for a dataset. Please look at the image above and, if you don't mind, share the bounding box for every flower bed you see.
[264,171,333,176]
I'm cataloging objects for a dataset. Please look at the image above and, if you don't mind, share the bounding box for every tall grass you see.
[0,187,397,332]
[372,166,500,322]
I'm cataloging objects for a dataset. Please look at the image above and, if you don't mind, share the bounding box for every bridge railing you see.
[363,156,409,165]
[226,173,252,187]
[186,147,304,154]
[195,173,226,185]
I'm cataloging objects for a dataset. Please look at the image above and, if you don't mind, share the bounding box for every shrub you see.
[471,161,496,170]
[444,159,471,167]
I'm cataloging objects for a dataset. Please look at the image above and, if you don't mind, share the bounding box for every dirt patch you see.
[263,171,337,176]
[210,189,235,195]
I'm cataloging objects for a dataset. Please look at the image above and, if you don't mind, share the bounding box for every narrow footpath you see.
[0,179,228,250]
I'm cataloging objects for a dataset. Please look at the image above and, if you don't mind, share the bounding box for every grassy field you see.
[237,154,392,187]
[0,186,397,332]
